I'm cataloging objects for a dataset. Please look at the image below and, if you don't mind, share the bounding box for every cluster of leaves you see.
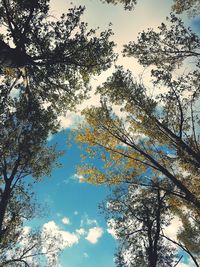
[123,14,200,71]
[100,0,137,10]
[172,0,200,16]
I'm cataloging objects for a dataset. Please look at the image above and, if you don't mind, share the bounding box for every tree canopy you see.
[0,80,62,262]
[0,0,115,113]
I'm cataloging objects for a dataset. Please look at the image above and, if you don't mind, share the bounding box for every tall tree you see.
[75,13,200,210]
[0,1,115,264]
[103,185,195,267]
[0,79,62,263]
[75,68,200,210]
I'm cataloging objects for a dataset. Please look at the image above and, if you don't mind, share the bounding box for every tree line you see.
[0,0,199,266]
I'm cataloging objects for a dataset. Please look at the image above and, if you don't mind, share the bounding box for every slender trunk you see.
[148,255,157,267]
[0,179,12,241]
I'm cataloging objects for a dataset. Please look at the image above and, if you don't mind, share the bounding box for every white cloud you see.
[85,227,103,244]
[177,259,196,267]
[76,228,86,236]
[64,174,84,184]
[74,211,79,216]
[71,173,84,183]
[177,263,189,267]
[163,216,182,242]
[42,221,79,249]
[62,217,70,225]
[83,252,89,258]
[58,112,83,130]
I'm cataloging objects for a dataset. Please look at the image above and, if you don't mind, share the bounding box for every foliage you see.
[0,0,115,112]
[0,78,62,264]
[0,1,116,263]
[100,0,200,15]
[103,186,178,267]
[75,66,200,210]
[100,0,137,10]
[123,14,200,72]
[176,208,200,256]
[172,0,200,16]
[0,186,62,267]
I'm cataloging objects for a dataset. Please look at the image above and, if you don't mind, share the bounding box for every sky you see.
[28,1,198,266]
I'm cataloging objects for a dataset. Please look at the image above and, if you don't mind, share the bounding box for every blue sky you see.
[32,130,117,267]
[27,1,198,266]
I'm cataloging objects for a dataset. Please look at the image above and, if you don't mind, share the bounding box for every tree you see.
[75,68,200,210]
[74,12,200,262]
[103,185,197,267]
[0,79,62,263]
[1,229,58,267]
[0,0,115,113]
[0,1,115,261]
[75,12,200,210]
[175,208,200,258]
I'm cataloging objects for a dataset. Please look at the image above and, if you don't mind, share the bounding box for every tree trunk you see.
[0,39,32,68]
[0,179,12,241]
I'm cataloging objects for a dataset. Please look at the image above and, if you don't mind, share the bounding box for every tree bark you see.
[0,39,32,68]
[0,178,12,241]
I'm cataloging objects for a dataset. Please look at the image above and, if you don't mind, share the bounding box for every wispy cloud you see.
[76,228,86,236]
[83,252,89,258]
[62,217,70,225]
[58,112,83,130]
[64,173,84,184]
[163,216,182,242]
[80,214,98,227]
